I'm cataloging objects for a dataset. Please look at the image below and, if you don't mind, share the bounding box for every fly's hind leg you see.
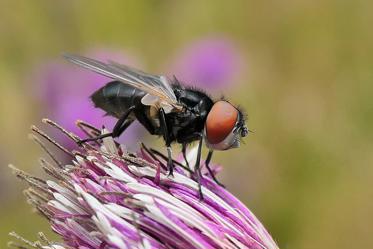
[78,106,135,145]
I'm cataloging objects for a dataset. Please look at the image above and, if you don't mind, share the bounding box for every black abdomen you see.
[91,81,145,118]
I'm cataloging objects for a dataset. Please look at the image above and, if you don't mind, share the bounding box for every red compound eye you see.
[206,101,238,144]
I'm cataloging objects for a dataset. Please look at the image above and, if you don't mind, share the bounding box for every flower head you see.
[9,119,279,249]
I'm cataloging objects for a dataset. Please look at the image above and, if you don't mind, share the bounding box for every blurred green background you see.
[1,1,373,248]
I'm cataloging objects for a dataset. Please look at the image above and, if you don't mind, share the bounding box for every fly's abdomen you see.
[91,81,145,118]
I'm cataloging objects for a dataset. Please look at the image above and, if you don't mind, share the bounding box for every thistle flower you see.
[9,119,279,249]
[168,37,244,89]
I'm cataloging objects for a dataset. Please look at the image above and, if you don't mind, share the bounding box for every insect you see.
[64,54,248,197]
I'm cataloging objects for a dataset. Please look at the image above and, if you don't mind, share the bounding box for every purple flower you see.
[168,37,244,89]
[9,120,279,249]
[32,48,144,148]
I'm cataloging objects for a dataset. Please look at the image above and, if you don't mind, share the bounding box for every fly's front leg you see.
[159,108,174,176]
[78,106,135,145]
[205,150,225,187]
[195,134,204,200]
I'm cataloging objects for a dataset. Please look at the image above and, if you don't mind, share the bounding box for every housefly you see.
[64,54,248,197]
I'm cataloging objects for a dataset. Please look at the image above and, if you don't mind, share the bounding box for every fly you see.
[64,54,249,198]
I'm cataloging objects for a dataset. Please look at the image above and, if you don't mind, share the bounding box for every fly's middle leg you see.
[182,143,190,170]
[159,108,174,176]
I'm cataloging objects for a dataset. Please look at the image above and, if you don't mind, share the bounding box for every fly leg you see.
[195,134,204,200]
[159,108,174,176]
[78,106,135,144]
[205,150,225,187]
[182,143,190,170]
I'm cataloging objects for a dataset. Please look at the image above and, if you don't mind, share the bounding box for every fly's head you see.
[204,100,248,150]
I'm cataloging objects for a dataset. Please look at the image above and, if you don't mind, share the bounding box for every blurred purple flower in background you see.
[9,121,279,249]
[32,48,145,148]
[168,37,244,89]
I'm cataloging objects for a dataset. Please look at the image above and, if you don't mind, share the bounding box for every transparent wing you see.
[108,60,177,102]
[64,53,181,109]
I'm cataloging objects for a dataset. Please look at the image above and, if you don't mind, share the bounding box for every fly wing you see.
[64,53,182,111]
[108,61,177,102]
